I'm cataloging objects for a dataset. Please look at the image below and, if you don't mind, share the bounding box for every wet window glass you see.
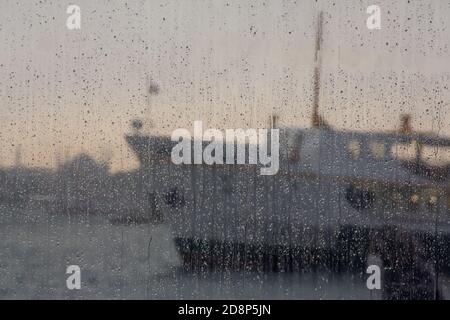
[1,0,450,300]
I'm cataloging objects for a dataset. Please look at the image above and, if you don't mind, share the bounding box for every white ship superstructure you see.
[126,124,450,244]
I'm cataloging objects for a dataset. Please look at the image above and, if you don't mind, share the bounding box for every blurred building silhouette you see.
[53,153,112,214]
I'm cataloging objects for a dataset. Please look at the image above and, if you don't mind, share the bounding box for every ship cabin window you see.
[423,189,439,211]
[390,142,419,162]
[369,141,385,159]
[418,145,450,165]
[427,195,439,210]
[408,193,420,212]
[391,142,450,165]
[406,190,441,212]
[347,140,361,160]
[391,191,403,204]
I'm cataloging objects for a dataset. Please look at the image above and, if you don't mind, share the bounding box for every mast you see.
[311,11,329,128]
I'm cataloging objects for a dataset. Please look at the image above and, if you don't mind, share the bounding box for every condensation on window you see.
[0,0,450,300]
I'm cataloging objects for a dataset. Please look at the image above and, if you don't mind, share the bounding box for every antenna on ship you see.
[399,114,412,134]
[144,75,159,129]
[131,119,143,135]
[146,75,160,106]
[398,113,422,163]
[269,114,279,129]
[311,11,330,129]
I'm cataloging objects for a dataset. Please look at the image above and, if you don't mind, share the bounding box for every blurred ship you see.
[126,113,450,267]
[125,13,450,283]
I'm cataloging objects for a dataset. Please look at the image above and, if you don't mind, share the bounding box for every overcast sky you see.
[1,0,450,170]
